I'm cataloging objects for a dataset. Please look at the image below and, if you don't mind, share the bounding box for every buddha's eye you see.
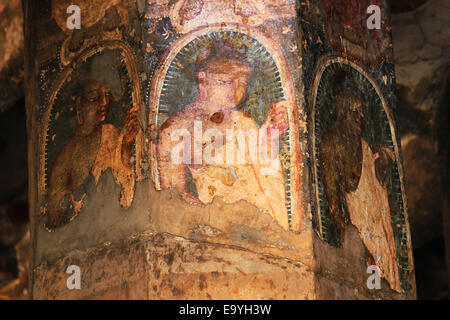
[215,79,233,85]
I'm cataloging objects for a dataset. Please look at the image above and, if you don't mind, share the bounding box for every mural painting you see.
[38,0,305,232]
[318,0,390,66]
[312,60,410,292]
[37,1,143,230]
[147,0,305,232]
[43,47,141,229]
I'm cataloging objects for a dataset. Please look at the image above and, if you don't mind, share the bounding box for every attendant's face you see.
[76,81,111,134]
[337,93,364,133]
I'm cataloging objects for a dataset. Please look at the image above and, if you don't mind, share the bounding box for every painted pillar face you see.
[39,5,144,231]
[144,0,315,299]
[148,9,306,233]
[28,0,415,299]
[300,0,415,293]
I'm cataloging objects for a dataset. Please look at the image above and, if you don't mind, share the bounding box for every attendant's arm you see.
[261,102,289,139]
[257,102,289,171]
[120,105,141,168]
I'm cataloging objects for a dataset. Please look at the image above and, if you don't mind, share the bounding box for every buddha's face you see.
[198,57,250,108]
[76,80,111,134]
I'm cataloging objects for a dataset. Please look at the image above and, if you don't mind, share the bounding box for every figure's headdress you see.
[196,40,251,78]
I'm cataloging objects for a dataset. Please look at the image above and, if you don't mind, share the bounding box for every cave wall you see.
[391,0,450,298]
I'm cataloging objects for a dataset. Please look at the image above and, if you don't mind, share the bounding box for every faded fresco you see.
[51,0,132,67]
[37,1,143,230]
[153,32,293,231]
[147,0,305,232]
[44,49,140,229]
[318,0,390,65]
[313,61,407,292]
[300,0,413,292]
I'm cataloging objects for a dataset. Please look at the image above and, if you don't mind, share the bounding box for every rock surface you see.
[0,0,24,113]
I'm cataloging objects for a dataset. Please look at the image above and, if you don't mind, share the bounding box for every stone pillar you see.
[24,0,416,299]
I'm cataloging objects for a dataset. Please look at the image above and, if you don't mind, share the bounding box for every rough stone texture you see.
[31,174,317,299]
[33,233,151,300]
[30,178,415,299]
[31,174,313,268]
[0,0,24,113]
[401,135,442,248]
[0,230,29,299]
[314,226,413,299]
[392,0,450,247]
[391,0,450,298]
[392,0,450,92]
[145,233,314,300]
[0,102,29,298]
[32,231,315,300]
[390,0,429,14]
[33,230,413,300]
[438,77,450,299]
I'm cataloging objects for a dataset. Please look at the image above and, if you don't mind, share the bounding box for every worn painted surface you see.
[147,0,306,233]
[299,0,415,294]
[33,232,316,300]
[32,229,411,300]
[37,0,145,230]
[315,62,403,292]
[26,0,416,299]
